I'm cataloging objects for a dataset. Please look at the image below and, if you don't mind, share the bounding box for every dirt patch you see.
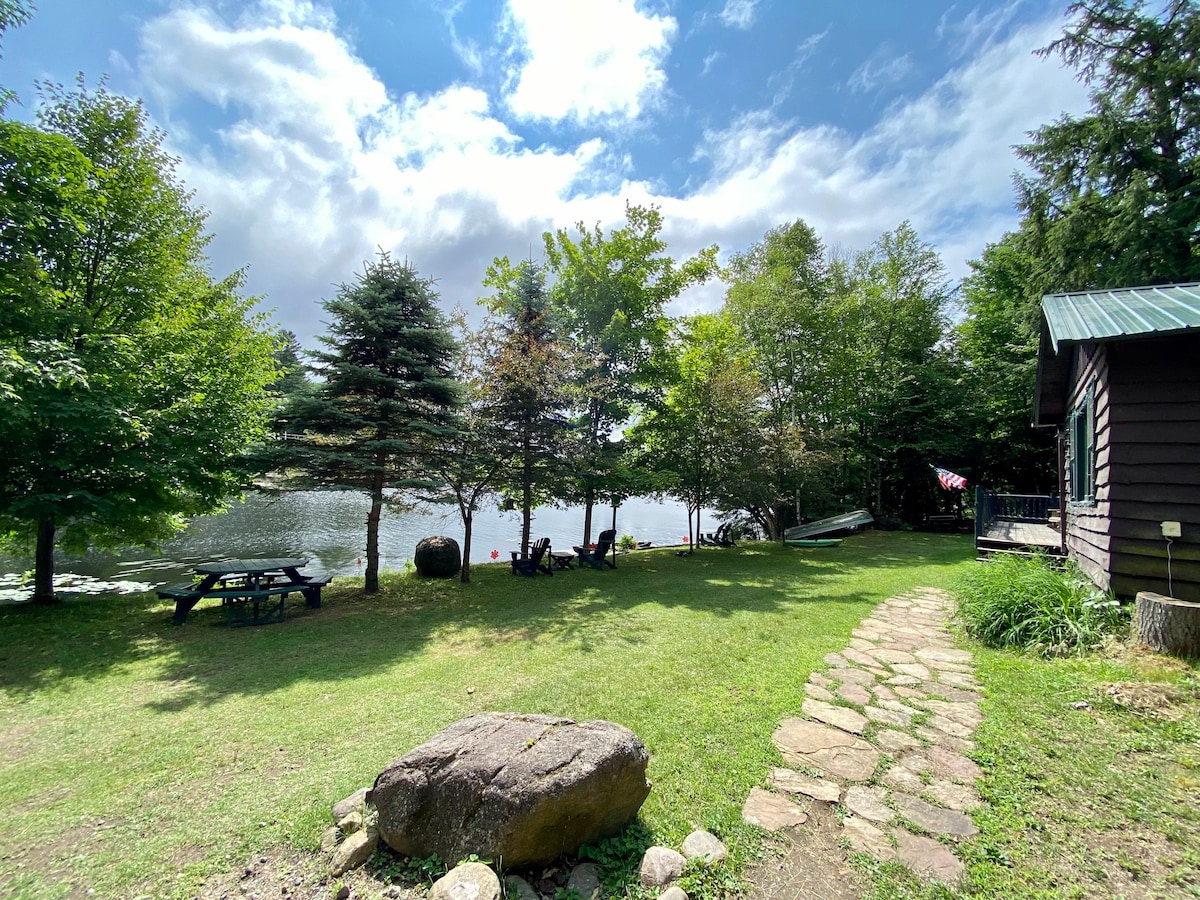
[743,797,868,900]
[195,846,423,900]
[1098,681,1194,720]
[1078,826,1199,899]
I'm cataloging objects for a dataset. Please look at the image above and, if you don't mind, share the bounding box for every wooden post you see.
[1135,591,1200,658]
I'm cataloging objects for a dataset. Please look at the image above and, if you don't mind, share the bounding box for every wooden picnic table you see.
[158,557,332,626]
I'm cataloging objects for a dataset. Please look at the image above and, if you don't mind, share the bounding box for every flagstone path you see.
[742,587,983,889]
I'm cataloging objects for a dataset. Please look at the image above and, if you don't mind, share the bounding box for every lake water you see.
[0,492,718,601]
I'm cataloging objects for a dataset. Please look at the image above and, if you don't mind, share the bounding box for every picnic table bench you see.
[158,557,331,626]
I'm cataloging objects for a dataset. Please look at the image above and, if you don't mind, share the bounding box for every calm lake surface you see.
[0,492,716,601]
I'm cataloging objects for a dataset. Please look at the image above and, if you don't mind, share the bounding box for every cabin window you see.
[1067,384,1095,505]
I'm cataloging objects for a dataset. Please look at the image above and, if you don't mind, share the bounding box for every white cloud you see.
[937,2,1022,56]
[501,0,676,123]
[127,0,1091,348]
[718,0,759,30]
[848,49,914,94]
[135,0,612,343]
[673,17,1090,286]
[436,0,484,76]
[701,50,722,76]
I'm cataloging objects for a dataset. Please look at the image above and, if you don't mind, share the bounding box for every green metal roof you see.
[1042,282,1200,351]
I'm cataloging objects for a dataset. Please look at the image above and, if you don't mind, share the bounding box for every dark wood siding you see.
[1105,333,1200,602]
[1064,343,1111,590]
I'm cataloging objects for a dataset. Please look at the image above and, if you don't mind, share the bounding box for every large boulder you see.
[371,712,651,868]
[414,536,461,578]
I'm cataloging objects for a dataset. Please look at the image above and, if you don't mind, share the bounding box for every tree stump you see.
[1135,591,1200,658]
[414,536,461,578]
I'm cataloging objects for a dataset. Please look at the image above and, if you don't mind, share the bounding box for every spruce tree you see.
[294,252,461,593]
[480,259,575,556]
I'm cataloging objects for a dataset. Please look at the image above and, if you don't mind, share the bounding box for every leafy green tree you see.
[543,203,718,546]
[0,82,279,603]
[847,222,954,518]
[631,314,763,545]
[479,258,576,556]
[955,238,1057,492]
[420,313,508,583]
[1016,0,1200,291]
[723,220,855,535]
[290,252,461,593]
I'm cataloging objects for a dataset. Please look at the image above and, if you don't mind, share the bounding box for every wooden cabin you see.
[1033,283,1200,602]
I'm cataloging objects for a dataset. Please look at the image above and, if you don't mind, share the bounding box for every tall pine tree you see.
[480,258,575,556]
[293,252,461,593]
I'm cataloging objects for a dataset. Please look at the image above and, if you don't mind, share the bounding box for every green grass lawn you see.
[0,532,972,899]
[8,532,1197,900]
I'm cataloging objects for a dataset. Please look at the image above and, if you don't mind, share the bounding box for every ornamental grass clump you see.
[955,552,1126,656]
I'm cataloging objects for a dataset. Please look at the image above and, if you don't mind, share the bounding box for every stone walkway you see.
[742,587,983,886]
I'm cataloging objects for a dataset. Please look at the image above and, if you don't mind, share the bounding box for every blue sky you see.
[4,0,1090,349]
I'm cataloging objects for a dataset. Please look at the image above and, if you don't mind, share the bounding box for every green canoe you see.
[784,538,844,548]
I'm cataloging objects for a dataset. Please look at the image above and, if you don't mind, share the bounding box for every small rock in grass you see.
[336,810,363,835]
[319,825,340,853]
[640,846,686,887]
[567,862,602,900]
[331,787,369,822]
[659,887,688,900]
[430,862,500,900]
[681,830,727,865]
[330,826,378,876]
[503,875,540,900]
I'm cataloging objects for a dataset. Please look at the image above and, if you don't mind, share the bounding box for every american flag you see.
[934,466,967,491]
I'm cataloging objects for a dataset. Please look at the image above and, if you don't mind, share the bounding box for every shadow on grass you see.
[0,531,974,707]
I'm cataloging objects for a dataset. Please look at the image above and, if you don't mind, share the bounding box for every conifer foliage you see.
[294,252,462,593]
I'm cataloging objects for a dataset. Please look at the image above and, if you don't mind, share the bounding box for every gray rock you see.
[659,887,689,900]
[639,846,686,887]
[414,535,462,578]
[319,825,340,853]
[331,787,370,822]
[503,876,540,900]
[336,810,363,835]
[430,862,500,900]
[567,862,602,900]
[372,712,651,868]
[681,829,727,864]
[329,826,378,876]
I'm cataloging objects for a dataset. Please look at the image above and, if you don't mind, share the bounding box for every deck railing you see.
[974,487,1057,539]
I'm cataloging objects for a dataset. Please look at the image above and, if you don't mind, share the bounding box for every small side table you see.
[549,551,575,570]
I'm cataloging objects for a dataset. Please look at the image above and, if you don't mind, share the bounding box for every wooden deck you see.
[979,520,1062,549]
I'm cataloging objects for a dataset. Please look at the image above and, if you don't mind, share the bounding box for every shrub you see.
[955,552,1126,656]
[617,534,638,551]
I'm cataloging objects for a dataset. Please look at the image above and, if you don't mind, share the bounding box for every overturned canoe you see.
[784,538,844,548]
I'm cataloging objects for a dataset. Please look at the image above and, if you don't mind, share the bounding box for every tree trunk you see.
[365,475,384,593]
[32,514,58,605]
[461,512,473,583]
[582,486,594,549]
[520,433,532,556]
[1136,591,1200,657]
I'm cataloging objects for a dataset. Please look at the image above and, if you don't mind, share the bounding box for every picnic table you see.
[157,557,332,626]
